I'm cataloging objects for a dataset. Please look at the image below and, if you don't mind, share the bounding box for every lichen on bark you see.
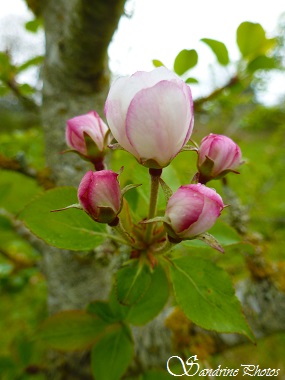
[40,1,128,377]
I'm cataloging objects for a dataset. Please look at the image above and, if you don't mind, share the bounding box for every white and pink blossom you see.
[197,134,242,182]
[78,170,121,224]
[104,67,194,169]
[66,111,110,164]
[165,184,225,239]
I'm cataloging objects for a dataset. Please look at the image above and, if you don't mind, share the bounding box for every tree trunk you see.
[41,1,126,378]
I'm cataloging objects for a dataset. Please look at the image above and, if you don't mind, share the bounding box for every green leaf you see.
[91,324,134,380]
[115,263,152,306]
[19,187,107,251]
[126,264,169,325]
[110,265,169,325]
[0,356,16,373]
[10,333,34,367]
[247,55,277,72]
[185,77,199,84]
[208,221,242,246]
[236,22,274,58]
[0,263,13,278]
[87,301,117,324]
[201,38,229,65]
[174,49,198,75]
[25,19,42,33]
[170,257,254,341]
[0,171,42,213]
[0,85,9,96]
[17,56,44,73]
[18,83,35,96]
[0,214,39,261]
[143,369,173,379]
[152,59,165,68]
[182,221,242,249]
[0,52,14,82]
[37,310,109,351]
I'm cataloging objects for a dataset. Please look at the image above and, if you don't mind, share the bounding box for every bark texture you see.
[42,0,126,187]
[41,0,126,308]
[40,1,127,378]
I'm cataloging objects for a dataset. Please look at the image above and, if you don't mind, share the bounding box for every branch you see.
[194,75,239,112]
[0,153,55,189]
[5,78,39,112]
[0,247,37,271]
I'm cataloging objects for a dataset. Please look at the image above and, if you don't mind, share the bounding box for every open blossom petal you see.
[126,80,193,167]
[104,67,194,168]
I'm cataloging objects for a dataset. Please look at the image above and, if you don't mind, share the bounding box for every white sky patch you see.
[1,0,285,103]
[109,0,285,74]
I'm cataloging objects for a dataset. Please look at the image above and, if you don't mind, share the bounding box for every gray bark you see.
[42,0,126,186]
[41,0,126,309]
[40,1,127,378]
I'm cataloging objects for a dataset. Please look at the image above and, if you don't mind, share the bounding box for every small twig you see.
[5,77,39,111]
[194,76,239,111]
[0,247,37,271]
[0,153,55,189]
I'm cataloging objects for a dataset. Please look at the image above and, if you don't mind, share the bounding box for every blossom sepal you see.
[95,206,120,224]
[197,155,240,183]
[180,144,198,152]
[61,146,105,170]
[139,158,166,169]
[163,222,224,253]
[121,183,142,198]
[83,130,109,160]
[197,155,215,180]
[108,143,126,151]
[140,216,167,224]
[159,178,173,202]
[197,134,242,182]
[50,204,83,213]
[196,232,224,253]
[119,183,142,215]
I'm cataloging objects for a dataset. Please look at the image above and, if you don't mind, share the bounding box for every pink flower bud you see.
[197,134,242,182]
[165,184,224,239]
[104,67,194,169]
[66,111,110,166]
[78,170,121,224]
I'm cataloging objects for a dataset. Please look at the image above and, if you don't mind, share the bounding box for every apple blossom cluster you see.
[65,67,242,257]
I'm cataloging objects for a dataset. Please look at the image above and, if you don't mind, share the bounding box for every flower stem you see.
[92,158,105,171]
[154,238,176,255]
[145,168,162,243]
[109,217,135,246]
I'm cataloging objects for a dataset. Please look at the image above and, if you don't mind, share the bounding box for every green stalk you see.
[154,238,176,255]
[109,217,135,246]
[145,168,162,244]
